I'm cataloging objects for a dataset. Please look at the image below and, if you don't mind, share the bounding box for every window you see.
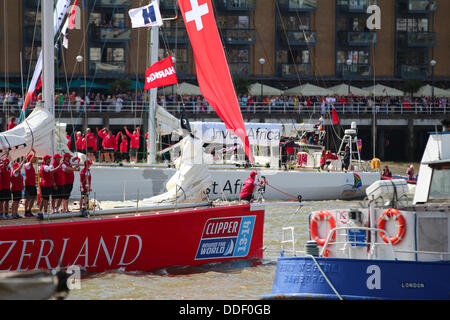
[429,167,450,201]
[337,50,369,64]
[277,49,310,64]
[396,18,429,32]
[279,15,310,31]
[227,48,249,63]
[217,15,250,29]
[90,48,101,61]
[90,13,102,26]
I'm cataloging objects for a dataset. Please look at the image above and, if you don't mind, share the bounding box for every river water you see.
[66,162,416,300]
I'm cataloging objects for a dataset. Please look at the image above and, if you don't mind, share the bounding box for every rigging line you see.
[293,8,326,90]
[275,3,320,120]
[275,1,302,88]
[24,0,41,95]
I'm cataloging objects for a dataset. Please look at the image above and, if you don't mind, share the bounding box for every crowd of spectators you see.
[0,88,449,114]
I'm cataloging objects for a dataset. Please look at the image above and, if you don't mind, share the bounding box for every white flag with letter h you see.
[128,1,163,28]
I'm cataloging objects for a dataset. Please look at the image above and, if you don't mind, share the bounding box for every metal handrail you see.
[2,101,448,115]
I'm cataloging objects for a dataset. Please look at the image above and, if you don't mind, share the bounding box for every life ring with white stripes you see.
[377,208,406,245]
[310,210,336,250]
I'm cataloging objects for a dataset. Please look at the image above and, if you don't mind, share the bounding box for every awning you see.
[413,84,450,98]
[56,79,109,90]
[328,84,370,97]
[363,84,404,97]
[284,83,334,96]
[249,83,283,96]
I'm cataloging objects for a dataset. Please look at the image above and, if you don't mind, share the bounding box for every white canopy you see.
[413,84,450,98]
[328,84,370,97]
[249,83,283,96]
[284,83,334,96]
[158,82,201,95]
[363,84,404,97]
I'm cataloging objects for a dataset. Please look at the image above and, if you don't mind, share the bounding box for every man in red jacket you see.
[124,126,140,163]
[10,161,24,219]
[85,128,97,162]
[75,131,84,152]
[51,153,65,213]
[24,150,37,217]
[0,158,12,219]
[80,160,92,213]
[39,154,61,215]
[61,153,80,213]
[97,127,116,163]
[116,132,128,162]
[239,171,258,202]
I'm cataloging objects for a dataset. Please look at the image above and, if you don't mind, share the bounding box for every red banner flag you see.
[144,56,178,91]
[177,0,253,163]
[332,107,339,125]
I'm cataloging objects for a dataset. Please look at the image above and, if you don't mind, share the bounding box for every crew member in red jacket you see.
[124,126,140,163]
[239,171,258,202]
[61,153,80,213]
[85,128,97,162]
[24,149,37,217]
[10,161,25,219]
[51,153,65,213]
[75,131,85,152]
[7,117,17,130]
[116,132,128,162]
[66,134,72,151]
[80,160,92,212]
[97,127,116,163]
[39,154,61,215]
[0,157,12,219]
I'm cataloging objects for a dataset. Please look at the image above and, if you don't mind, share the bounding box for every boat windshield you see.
[428,166,450,201]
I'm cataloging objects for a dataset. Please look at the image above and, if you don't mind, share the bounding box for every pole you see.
[147,3,159,164]
[42,0,55,153]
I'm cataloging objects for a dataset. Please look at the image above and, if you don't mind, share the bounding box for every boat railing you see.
[281,225,399,260]
[320,226,450,261]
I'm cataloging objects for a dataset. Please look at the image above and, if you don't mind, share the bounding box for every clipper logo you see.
[195,216,256,260]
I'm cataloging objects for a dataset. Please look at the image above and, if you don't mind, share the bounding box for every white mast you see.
[147,1,159,164]
[42,0,55,153]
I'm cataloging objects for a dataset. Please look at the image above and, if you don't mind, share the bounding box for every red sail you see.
[177,0,253,163]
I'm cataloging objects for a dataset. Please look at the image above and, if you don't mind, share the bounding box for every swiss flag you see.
[144,56,178,90]
[177,0,253,163]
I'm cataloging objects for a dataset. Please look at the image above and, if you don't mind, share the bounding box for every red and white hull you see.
[0,204,264,273]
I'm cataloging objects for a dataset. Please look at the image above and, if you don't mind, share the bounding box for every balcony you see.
[173,62,189,75]
[404,0,437,13]
[338,0,378,13]
[95,28,131,42]
[160,28,189,43]
[97,0,131,8]
[338,63,371,78]
[406,32,436,47]
[89,61,126,74]
[340,31,377,46]
[222,29,256,45]
[280,30,317,46]
[400,64,429,79]
[229,63,250,76]
[159,0,178,10]
[215,0,256,11]
[277,0,317,12]
[280,64,311,77]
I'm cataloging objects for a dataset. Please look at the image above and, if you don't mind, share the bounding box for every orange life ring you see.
[377,208,406,245]
[310,210,336,248]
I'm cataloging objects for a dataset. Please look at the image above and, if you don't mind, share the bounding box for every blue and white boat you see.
[264,120,450,300]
